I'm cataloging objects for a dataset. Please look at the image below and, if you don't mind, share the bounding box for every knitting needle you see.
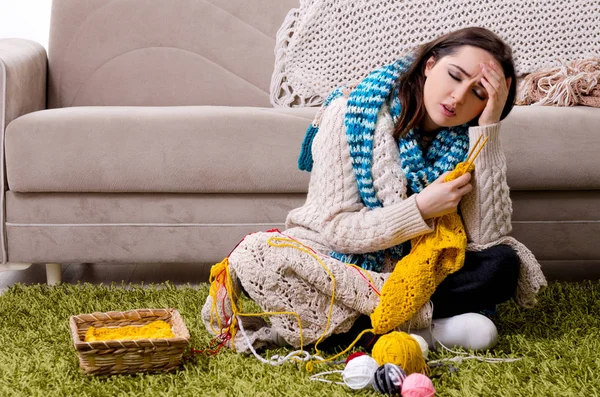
[465,134,483,165]
[465,134,483,164]
[464,136,489,169]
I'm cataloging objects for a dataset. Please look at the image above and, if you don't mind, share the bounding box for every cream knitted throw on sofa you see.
[271,0,600,107]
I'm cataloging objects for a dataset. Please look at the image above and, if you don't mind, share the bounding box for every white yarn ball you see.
[342,355,379,390]
[409,333,430,359]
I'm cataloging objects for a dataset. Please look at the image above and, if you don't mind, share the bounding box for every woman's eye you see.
[473,90,486,100]
[448,70,486,100]
[448,72,460,81]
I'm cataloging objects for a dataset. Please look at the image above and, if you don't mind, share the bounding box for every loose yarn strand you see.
[267,236,380,371]
[223,264,242,350]
[315,327,376,364]
[208,249,306,352]
[309,370,346,385]
[236,314,321,366]
[208,231,261,339]
[267,236,337,352]
[428,335,523,365]
[347,263,381,296]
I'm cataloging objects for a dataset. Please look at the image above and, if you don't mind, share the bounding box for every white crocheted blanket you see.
[271,0,600,107]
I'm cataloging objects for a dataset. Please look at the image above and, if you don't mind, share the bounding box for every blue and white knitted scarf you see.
[298,56,470,272]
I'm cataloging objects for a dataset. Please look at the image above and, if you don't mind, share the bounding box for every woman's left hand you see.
[478,60,512,126]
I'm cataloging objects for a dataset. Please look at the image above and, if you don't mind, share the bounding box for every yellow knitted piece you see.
[370,161,475,334]
[84,320,174,342]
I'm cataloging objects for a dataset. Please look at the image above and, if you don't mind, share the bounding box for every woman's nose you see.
[451,84,470,105]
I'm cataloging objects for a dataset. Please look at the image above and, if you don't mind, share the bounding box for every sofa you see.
[0,0,599,285]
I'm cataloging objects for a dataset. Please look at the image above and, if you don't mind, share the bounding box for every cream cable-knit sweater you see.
[285,97,546,303]
[202,97,547,351]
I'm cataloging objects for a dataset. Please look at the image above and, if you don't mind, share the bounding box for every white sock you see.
[411,312,498,351]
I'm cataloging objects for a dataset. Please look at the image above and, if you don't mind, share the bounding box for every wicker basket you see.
[70,308,190,376]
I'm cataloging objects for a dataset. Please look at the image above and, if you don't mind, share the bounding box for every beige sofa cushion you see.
[500,105,600,190]
[47,0,299,108]
[5,105,599,193]
[5,106,316,193]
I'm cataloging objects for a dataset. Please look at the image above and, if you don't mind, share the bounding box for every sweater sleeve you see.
[459,122,513,245]
[286,97,433,254]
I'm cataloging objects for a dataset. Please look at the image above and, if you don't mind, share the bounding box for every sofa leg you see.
[45,263,62,285]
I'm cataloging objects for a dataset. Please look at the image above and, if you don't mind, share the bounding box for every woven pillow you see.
[271,0,600,107]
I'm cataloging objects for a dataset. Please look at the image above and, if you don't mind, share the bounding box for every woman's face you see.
[422,45,502,132]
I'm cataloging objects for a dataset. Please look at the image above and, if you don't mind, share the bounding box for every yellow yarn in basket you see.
[84,320,174,342]
[371,331,427,375]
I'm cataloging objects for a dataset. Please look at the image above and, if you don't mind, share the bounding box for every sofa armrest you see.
[0,38,47,264]
[0,38,47,129]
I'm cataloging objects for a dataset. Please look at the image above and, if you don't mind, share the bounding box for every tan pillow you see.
[270,0,600,107]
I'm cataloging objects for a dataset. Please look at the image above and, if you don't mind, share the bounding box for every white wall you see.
[0,0,52,49]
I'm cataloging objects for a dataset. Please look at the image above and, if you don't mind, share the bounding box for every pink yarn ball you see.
[401,373,436,397]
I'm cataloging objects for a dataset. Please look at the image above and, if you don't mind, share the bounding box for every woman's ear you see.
[424,56,436,77]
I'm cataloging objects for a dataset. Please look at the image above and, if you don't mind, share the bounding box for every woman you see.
[202,27,547,353]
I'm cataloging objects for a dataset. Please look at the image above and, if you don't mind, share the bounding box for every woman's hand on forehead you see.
[477,60,512,126]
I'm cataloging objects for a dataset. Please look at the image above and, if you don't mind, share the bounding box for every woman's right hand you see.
[415,172,473,220]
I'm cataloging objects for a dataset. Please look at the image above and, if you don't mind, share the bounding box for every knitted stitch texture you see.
[201,229,433,351]
[271,0,600,107]
[202,98,547,352]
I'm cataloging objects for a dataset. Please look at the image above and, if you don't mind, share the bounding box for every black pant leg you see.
[430,244,520,319]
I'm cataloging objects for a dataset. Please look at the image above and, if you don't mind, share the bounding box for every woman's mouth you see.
[441,104,456,118]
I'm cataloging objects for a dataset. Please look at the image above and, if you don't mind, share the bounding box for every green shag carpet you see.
[0,281,599,397]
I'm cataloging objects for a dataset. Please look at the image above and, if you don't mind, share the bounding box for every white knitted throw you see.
[271,0,600,107]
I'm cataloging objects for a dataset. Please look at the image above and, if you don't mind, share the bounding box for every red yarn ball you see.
[345,351,367,364]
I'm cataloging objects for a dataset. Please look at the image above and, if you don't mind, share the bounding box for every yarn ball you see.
[401,373,435,397]
[372,332,427,375]
[342,354,379,390]
[372,363,406,395]
[409,333,430,359]
[346,351,367,364]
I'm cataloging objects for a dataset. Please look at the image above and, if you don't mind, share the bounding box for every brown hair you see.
[394,27,517,139]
